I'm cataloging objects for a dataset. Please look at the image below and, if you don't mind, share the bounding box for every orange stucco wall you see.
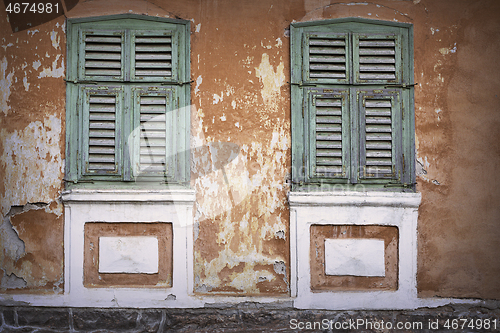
[0,0,499,299]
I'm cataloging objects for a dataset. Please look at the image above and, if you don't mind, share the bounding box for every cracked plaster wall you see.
[0,0,499,299]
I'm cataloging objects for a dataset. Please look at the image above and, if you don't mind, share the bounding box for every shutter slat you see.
[140,130,165,138]
[135,70,172,76]
[309,55,345,63]
[136,37,172,43]
[309,47,345,54]
[85,53,121,60]
[135,53,172,60]
[85,36,121,43]
[359,48,395,55]
[135,62,172,69]
[89,129,115,138]
[359,40,395,47]
[85,44,121,52]
[309,64,346,71]
[308,35,348,82]
[84,60,122,68]
[316,116,342,124]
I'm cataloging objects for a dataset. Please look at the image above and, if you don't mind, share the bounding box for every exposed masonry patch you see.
[0,202,62,290]
[1,271,27,289]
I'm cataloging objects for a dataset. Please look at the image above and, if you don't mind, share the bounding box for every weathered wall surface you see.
[0,5,65,292]
[0,0,499,299]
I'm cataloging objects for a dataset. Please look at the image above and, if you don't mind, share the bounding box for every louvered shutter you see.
[131,87,174,179]
[79,30,124,81]
[353,33,401,84]
[132,31,176,81]
[308,89,349,179]
[357,89,402,180]
[304,33,349,84]
[81,86,123,177]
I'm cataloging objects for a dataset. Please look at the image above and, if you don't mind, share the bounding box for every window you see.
[65,14,190,187]
[290,18,415,191]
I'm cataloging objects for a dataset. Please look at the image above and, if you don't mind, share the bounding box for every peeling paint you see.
[22,75,29,91]
[213,92,223,104]
[50,31,60,50]
[38,54,64,78]
[32,60,41,70]
[193,121,290,294]
[255,53,285,105]
[0,114,63,216]
[195,75,203,94]
[0,57,14,115]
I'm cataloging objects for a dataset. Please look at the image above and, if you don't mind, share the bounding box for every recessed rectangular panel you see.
[325,238,385,277]
[99,236,159,274]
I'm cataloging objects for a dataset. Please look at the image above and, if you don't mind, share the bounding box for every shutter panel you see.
[304,33,349,84]
[80,31,124,80]
[132,88,174,178]
[81,86,123,177]
[353,33,401,84]
[309,89,349,178]
[358,89,402,180]
[132,31,174,81]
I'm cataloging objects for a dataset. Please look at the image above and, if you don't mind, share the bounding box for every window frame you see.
[65,14,191,188]
[290,18,415,192]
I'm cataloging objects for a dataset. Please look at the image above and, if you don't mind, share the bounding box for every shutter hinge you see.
[162,80,194,86]
[64,79,98,85]
[288,81,317,88]
[402,154,406,172]
[384,182,415,188]
[384,83,417,89]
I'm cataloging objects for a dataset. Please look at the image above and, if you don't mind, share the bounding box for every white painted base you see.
[59,188,203,308]
[1,189,486,310]
[289,191,423,310]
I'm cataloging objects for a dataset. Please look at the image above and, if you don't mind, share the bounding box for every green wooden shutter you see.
[353,33,401,84]
[131,31,175,82]
[357,89,402,180]
[79,30,125,81]
[304,33,350,84]
[307,89,349,179]
[80,86,123,177]
[131,87,175,179]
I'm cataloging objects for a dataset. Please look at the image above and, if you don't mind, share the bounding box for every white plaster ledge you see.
[61,188,196,204]
[288,191,421,208]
